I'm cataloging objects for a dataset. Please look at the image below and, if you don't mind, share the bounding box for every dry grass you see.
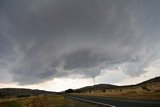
[0,94,98,107]
[64,99,97,107]
[72,82,160,101]
[0,94,65,107]
[19,94,65,107]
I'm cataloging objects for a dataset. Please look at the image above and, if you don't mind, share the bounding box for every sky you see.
[0,0,160,92]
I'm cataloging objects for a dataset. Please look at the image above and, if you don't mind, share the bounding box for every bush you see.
[65,89,74,93]
[102,89,106,92]
[155,89,160,93]
[142,85,150,91]
[16,94,30,98]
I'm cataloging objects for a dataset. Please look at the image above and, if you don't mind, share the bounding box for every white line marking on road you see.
[66,96,116,107]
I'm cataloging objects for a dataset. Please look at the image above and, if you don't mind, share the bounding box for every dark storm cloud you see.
[0,0,160,85]
[63,49,106,70]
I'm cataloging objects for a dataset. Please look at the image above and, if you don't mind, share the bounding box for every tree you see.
[65,89,74,93]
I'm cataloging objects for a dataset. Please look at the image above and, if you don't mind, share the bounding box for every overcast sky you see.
[0,0,160,92]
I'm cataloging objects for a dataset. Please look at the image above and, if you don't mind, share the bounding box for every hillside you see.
[65,76,160,100]
[74,84,117,93]
[0,88,53,98]
[65,76,160,93]
[138,76,160,85]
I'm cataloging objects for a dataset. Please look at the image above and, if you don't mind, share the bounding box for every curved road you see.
[64,95,160,107]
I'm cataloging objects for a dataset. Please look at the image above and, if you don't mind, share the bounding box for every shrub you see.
[102,89,106,92]
[16,94,30,98]
[142,85,150,91]
[65,89,74,93]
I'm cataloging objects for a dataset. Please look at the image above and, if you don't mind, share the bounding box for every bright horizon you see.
[0,70,159,92]
[0,0,160,92]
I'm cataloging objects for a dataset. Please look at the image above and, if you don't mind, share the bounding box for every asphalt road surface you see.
[64,95,160,107]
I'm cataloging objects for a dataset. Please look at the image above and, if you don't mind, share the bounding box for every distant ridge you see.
[138,76,160,85]
[75,84,117,92]
[65,76,160,93]
[0,88,53,98]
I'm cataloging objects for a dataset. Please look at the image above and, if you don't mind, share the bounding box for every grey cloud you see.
[0,0,160,85]
[63,49,106,70]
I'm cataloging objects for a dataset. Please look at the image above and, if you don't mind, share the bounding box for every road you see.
[64,95,160,107]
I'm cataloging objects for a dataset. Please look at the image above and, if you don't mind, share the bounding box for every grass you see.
[64,98,97,107]
[0,101,21,107]
[71,82,160,101]
[0,94,65,107]
[0,94,98,107]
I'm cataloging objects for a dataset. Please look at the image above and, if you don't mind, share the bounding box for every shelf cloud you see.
[0,0,160,85]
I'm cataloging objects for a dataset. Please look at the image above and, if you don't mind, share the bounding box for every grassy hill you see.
[0,89,96,107]
[0,88,53,98]
[65,76,160,93]
[65,76,160,100]
[73,84,117,93]
[138,76,160,85]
